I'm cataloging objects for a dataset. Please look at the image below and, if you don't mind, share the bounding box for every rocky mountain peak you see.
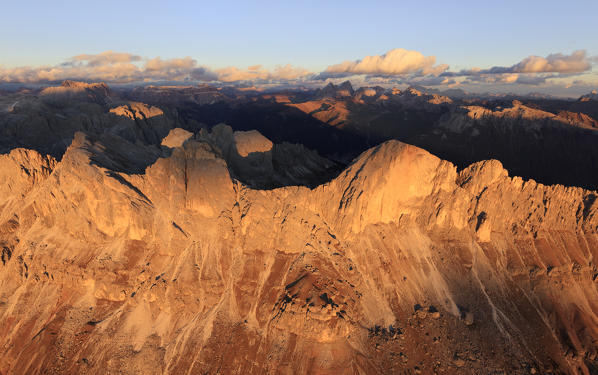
[38,80,113,106]
[61,80,109,90]
[1,80,598,374]
[579,89,598,102]
[338,80,354,94]
[317,80,354,98]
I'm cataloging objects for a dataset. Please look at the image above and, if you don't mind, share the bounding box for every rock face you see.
[161,128,194,149]
[557,110,598,129]
[1,80,598,374]
[579,90,598,102]
[109,102,164,121]
[461,100,598,130]
[0,84,175,157]
[315,81,355,98]
[194,124,341,188]
[427,101,598,190]
[0,126,597,375]
[287,99,349,127]
[40,80,113,105]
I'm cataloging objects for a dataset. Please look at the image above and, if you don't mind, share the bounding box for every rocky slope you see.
[579,90,598,103]
[0,123,597,374]
[49,80,593,192]
[0,82,175,157]
[425,100,598,190]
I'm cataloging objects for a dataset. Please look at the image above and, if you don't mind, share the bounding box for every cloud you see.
[318,48,448,79]
[145,56,195,71]
[0,51,312,84]
[565,80,586,89]
[215,66,267,82]
[435,51,594,87]
[190,67,218,81]
[143,56,210,81]
[446,50,592,78]
[404,76,456,86]
[272,64,312,80]
[69,51,142,67]
[460,72,566,86]
[511,50,590,73]
[215,64,311,82]
[0,49,594,90]
[0,53,206,83]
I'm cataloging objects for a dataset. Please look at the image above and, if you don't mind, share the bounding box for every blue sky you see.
[2,0,597,69]
[1,0,597,95]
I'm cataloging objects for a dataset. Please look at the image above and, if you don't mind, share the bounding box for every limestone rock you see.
[233,130,273,157]
[161,128,194,148]
[0,129,597,374]
[109,102,164,121]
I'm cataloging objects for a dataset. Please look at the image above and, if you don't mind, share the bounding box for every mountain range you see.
[0,80,597,374]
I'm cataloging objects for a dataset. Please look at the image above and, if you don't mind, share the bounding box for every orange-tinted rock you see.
[0,130,597,374]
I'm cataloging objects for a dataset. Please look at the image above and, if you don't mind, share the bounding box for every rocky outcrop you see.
[0,148,56,206]
[287,99,349,127]
[556,110,598,129]
[462,100,598,130]
[123,85,230,107]
[315,81,354,98]
[353,87,384,103]
[40,80,113,105]
[194,124,340,188]
[0,84,175,157]
[429,101,598,190]
[0,128,597,374]
[109,102,164,121]
[161,128,194,148]
[579,90,598,102]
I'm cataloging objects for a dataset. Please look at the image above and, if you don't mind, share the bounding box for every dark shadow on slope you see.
[342,100,449,146]
[0,111,171,162]
[3,89,598,191]
[172,99,598,190]
[175,101,370,164]
[80,132,165,175]
[105,171,153,205]
[411,117,598,191]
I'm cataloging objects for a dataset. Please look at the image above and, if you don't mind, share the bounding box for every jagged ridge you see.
[0,128,597,374]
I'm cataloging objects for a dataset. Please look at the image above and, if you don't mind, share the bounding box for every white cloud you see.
[461,73,558,85]
[436,51,595,87]
[271,64,312,80]
[145,56,195,71]
[143,56,208,81]
[0,51,311,84]
[215,64,311,82]
[319,48,448,79]
[405,76,456,86]
[69,51,142,67]
[451,50,592,77]
[0,52,204,83]
[512,50,590,73]
[0,49,594,90]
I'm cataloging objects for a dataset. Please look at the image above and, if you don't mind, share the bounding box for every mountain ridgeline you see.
[0,81,597,374]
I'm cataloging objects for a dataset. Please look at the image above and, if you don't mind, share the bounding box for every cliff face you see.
[0,128,597,374]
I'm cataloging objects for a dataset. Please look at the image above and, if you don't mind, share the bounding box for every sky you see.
[1,0,597,96]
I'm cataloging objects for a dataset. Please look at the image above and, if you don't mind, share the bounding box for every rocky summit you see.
[0,81,597,374]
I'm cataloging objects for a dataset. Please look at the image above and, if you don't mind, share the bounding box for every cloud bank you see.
[69,51,142,67]
[511,50,590,73]
[0,51,310,84]
[317,48,448,79]
[0,49,595,94]
[437,50,594,86]
[215,64,311,82]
